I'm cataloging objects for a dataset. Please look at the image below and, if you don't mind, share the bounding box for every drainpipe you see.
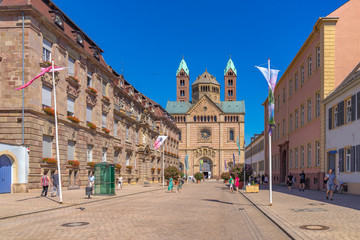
[22,12,25,145]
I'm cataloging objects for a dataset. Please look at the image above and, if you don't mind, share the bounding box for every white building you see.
[245,132,265,177]
[324,63,360,195]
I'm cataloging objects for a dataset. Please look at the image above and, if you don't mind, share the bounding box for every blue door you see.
[0,155,12,193]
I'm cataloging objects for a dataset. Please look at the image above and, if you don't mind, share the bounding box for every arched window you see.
[211,116,213,122]
[201,116,203,122]
[194,116,196,122]
[197,116,200,122]
[207,116,210,122]
[230,116,233,122]
[228,90,231,96]
[225,116,227,122]
[229,129,234,141]
[214,116,217,122]
[236,116,239,122]
[184,117,186,122]
[204,116,206,122]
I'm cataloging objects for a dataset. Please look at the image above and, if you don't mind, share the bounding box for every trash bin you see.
[85,186,93,199]
[94,162,115,195]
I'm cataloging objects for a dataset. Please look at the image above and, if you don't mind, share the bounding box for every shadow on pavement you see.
[16,196,42,202]
[202,199,233,205]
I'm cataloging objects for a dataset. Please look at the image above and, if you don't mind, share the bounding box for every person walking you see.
[177,177,184,193]
[88,173,95,187]
[261,174,265,184]
[234,176,240,192]
[168,177,174,192]
[40,171,51,197]
[325,169,336,200]
[299,170,306,191]
[51,171,59,197]
[117,176,123,190]
[264,174,269,188]
[287,172,293,191]
[229,176,234,192]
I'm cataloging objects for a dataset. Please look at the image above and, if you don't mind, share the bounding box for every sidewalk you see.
[0,183,164,220]
[240,185,360,240]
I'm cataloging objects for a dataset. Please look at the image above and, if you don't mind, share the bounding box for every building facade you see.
[166,58,245,179]
[263,0,360,190]
[0,0,179,193]
[245,132,265,177]
[324,63,360,195]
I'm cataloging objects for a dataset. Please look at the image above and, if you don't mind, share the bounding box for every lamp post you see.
[243,144,246,190]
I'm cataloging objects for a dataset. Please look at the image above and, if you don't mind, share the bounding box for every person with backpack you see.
[177,177,185,193]
[299,170,306,191]
[40,171,51,197]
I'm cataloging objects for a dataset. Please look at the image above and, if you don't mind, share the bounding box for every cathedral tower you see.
[176,58,190,102]
[224,57,237,101]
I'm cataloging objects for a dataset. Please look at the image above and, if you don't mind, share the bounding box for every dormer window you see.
[94,51,100,60]
[49,11,65,30]
[76,34,83,45]
[55,15,63,27]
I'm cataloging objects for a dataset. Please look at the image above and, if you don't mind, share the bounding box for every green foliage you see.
[194,172,204,181]
[220,172,230,181]
[164,166,180,180]
[229,163,253,181]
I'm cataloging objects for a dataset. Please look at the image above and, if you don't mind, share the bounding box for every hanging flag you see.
[236,137,241,156]
[154,136,168,149]
[199,159,203,170]
[224,159,227,171]
[233,153,236,166]
[184,155,189,170]
[255,66,280,135]
[15,66,66,90]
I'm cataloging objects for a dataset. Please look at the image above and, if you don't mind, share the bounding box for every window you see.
[301,104,305,126]
[301,146,304,167]
[228,79,233,86]
[229,129,234,141]
[333,106,338,128]
[277,94,280,109]
[283,87,286,103]
[42,86,52,108]
[126,153,130,166]
[87,145,93,162]
[126,126,129,140]
[179,131,181,141]
[295,148,298,168]
[290,149,293,169]
[67,140,75,160]
[114,120,118,136]
[308,56,312,77]
[42,39,52,62]
[316,92,320,117]
[102,114,106,128]
[68,57,75,77]
[102,148,107,162]
[282,119,285,136]
[114,150,120,163]
[289,114,293,133]
[316,141,320,166]
[289,79,293,97]
[316,46,321,68]
[86,106,92,123]
[295,72,299,91]
[345,148,351,172]
[67,97,75,117]
[180,80,185,86]
[180,90,185,96]
[307,99,312,122]
[87,71,92,87]
[346,98,351,123]
[307,143,312,167]
[301,65,305,85]
[277,123,280,140]
[102,81,107,96]
[136,131,138,143]
[42,135,53,158]
[295,110,299,129]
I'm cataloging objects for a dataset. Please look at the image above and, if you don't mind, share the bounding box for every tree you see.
[164,166,180,180]
[229,163,253,182]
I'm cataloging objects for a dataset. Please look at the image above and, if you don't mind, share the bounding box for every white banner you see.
[154,136,168,150]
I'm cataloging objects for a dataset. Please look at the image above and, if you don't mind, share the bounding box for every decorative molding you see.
[86,89,97,107]
[41,71,60,88]
[66,77,81,99]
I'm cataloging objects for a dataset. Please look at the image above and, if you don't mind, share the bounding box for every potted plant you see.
[102,127,110,134]
[194,172,204,183]
[67,115,80,124]
[86,122,97,130]
[221,172,230,183]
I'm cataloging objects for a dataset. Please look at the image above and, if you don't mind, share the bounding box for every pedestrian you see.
[287,172,293,191]
[40,171,51,197]
[51,170,60,197]
[299,170,306,191]
[262,174,265,184]
[324,169,336,200]
[168,177,174,192]
[88,173,95,187]
[264,174,269,188]
[229,176,234,192]
[177,177,184,193]
[117,176,123,190]
[292,175,296,189]
[234,176,239,192]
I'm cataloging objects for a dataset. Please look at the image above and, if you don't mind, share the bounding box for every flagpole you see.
[268,58,273,206]
[162,143,165,188]
[52,59,63,204]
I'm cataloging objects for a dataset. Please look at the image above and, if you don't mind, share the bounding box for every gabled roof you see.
[192,70,220,86]
[186,95,223,114]
[220,101,245,113]
[224,58,237,76]
[166,101,192,114]
[176,58,189,76]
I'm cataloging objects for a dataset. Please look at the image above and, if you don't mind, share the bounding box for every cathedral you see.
[166,58,245,179]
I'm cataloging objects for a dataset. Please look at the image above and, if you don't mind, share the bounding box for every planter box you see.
[245,184,259,193]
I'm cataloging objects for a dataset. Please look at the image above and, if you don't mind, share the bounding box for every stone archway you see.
[199,158,213,179]
[0,150,19,193]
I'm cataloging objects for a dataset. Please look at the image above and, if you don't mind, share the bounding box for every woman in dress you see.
[168,177,174,192]
[234,176,240,192]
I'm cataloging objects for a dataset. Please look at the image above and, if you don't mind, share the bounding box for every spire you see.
[224,58,237,76]
[176,58,189,76]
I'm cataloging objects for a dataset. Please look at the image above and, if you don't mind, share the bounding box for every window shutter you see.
[102,114,106,128]
[339,148,344,172]
[328,108,332,130]
[67,97,75,115]
[42,135,52,158]
[351,95,356,121]
[42,86,52,107]
[86,106,92,122]
[68,57,75,76]
[351,146,355,172]
[356,145,360,172]
[338,101,344,126]
[114,121,118,136]
[357,92,360,120]
[67,141,75,160]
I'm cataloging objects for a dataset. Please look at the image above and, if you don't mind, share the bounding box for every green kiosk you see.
[94,162,115,195]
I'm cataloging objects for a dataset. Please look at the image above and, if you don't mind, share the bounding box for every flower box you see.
[68,160,80,167]
[102,95,110,102]
[157,168,161,172]
[42,106,55,116]
[115,164,122,170]
[87,87,98,95]
[102,127,110,134]
[42,158,57,164]
[86,122,97,130]
[87,162,95,168]
[67,76,80,83]
[67,115,80,124]
[40,61,52,67]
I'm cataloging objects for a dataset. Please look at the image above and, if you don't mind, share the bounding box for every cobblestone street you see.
[0,182,289,240]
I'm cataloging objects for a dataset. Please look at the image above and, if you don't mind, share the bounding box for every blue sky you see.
[55,0,347,144]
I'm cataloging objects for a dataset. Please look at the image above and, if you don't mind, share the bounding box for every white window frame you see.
[295,148,298,168]
[42,39,52,62]
[316,92,320,117]
[102,148,107,162]
[126,125,129,141]
[87,71,92,87]
[308,56,312,77]
[316,46,321,68]
[102,114,106,128]
[307,99,312,122]
[301,146,304,168]
[67,140,75,160]
[126,153,130,166]
[346,148,351,172]
[87,145,93,162]
[67,97,75,117]
[334,106,338,128]
[316,141,320,166]
[68,57,75,77]
[86,106,92,123]
[301,105,305,126]
[301,65,305,85]
[307,143,312,167]
[346,99,351,123]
